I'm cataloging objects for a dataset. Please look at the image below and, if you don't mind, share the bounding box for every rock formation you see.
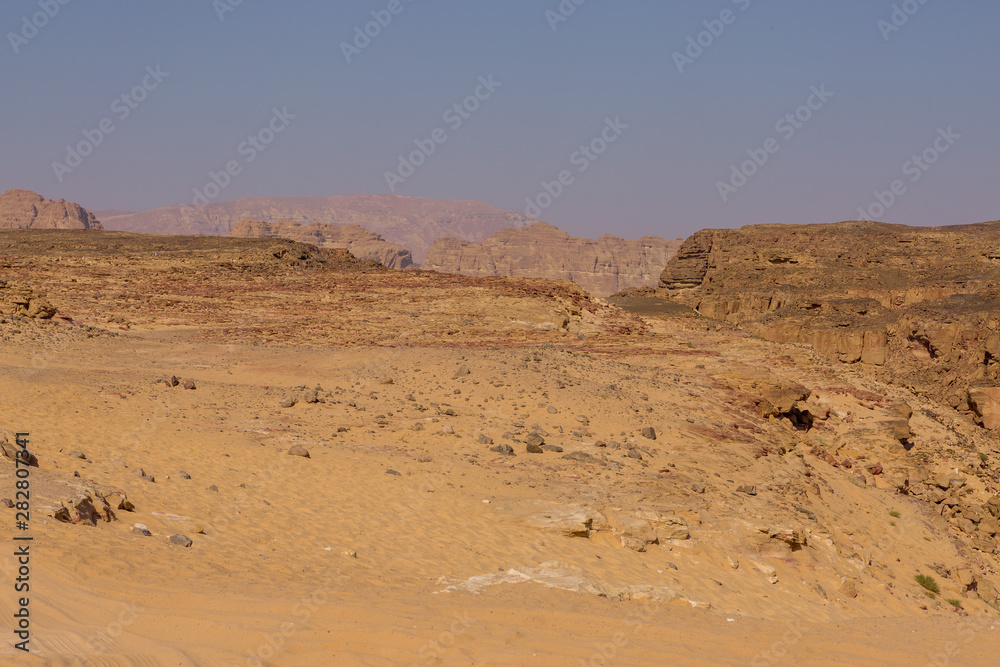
[422,222,682,297]
[229,219,413,269]
[655,220,1000,427]
[97,194,532,263]
[0,189,102,230]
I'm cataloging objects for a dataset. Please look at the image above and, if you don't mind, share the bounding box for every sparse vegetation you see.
[915,574,940,595]
[889,510,901,518]
[890,521,897,527]
[979,453,988,463]
[945,598,963,609]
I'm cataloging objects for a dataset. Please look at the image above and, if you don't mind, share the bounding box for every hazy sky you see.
[2,0,996,239]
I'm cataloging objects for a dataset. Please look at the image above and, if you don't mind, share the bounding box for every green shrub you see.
[945,598,963,609]
[889,510,901,518]
[915,574,940,595]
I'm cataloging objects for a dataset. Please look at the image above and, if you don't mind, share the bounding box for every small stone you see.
[169,534,193,547]
[477,433,493,445]
[337,426,349,433]
[627,449,643,460]
[563,451,598,463]
[575,415,590,426]
[641,427,657,440]
[386,469,401,476]
[304,389,319,403]
[441,425,455,435]
[288,445,310,458]
[208,484,219,492]
[0,499,13,508]
[379,377,394,385]
[183,380,196,390]
[411,423,424,432]
[526,442,544,454]
[453,364,470,378]
[490,444,515,456]
[133,467,145,477]
[280,396,297,408]
[132,524,152,537]
[68,450,86,460]
[736,485,757,496]
[169,375,179,387]
[178,471,191,480]
[547,405,558,414]
[665,562,678,570]
[525,432,545,448]
[541,444,564,453]
[691,483,706,494]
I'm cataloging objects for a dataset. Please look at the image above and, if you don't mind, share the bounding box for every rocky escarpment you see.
[0,189,102,230]
[657,220,1000,428]
[423,222,682,297]
[229,219,413,269]
[98,195,532,264]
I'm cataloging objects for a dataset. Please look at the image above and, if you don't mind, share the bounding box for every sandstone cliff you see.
[229,219,413,269]
[656,220,1000,427]
[422,222,682,297]
[0,189,102,230]
[98,195,532,263]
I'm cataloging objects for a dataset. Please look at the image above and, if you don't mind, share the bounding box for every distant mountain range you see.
[95,194,533,264]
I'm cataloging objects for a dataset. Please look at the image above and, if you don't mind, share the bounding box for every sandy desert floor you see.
[1,231,999,665]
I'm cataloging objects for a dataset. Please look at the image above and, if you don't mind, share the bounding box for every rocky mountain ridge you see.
[423,222,682,297]
[97,194,533,263]
[0,189,103,230]
[229,219,413,269]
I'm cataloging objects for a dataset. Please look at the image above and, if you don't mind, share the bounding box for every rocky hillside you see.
[97,194,532,263]
[229,219,413,269]
[0,189,102,230]
[423,222,682,297]
[655,220,1000,427]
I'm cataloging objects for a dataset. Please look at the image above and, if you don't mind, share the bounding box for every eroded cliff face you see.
[0,189,102,230]
[657,221,1000,427]
[423,222,682,297]
[229,219,413,269]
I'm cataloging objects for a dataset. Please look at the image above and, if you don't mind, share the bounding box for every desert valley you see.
[1,189,999,665]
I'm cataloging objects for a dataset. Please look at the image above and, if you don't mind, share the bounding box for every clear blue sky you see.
[1,0,996,239]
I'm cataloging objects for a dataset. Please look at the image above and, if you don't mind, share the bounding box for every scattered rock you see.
[280,396,297,408]
[132,524,152,537]
[478,433,493,445]
[0,499,13,508]
[169,375,179,387]
[736,485,757,496]
[386,469,401,476]
[68,450,86,460]
[641,427,656,440]
[441,425,455,435]
[547,405,558,414]
[169,534,193,547]
[542,444,564,453]
[183,380,196,390]
[691,483,706,494]
[575,415,590,426]
[288,445,310,458]
[178,471,191,480]
[304,389,319,403]
[490,444,515,456]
